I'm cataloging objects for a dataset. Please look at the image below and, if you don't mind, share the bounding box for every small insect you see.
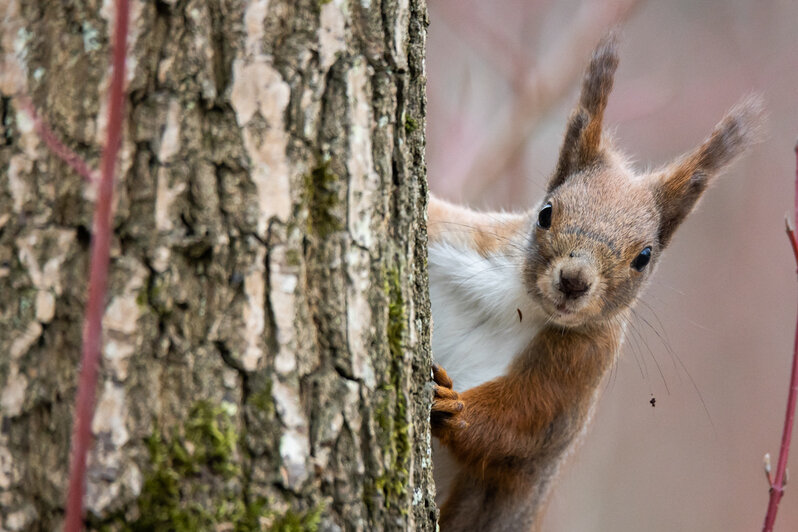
[650,397,656,408]
[517,308,523,322]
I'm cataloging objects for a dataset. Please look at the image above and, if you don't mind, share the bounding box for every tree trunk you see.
[0,0,433,530]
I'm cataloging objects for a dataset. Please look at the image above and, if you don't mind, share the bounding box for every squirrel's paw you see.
[431,364,467,438]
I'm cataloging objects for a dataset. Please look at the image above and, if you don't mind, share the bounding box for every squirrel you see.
[427,35,763,531]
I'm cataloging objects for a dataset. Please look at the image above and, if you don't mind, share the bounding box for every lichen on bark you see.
[0,0,433,530]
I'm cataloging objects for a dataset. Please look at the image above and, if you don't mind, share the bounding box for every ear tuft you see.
[695,95,765,173]
[550,109,589,192]
[579,32,620,120]
[654,95,766,247]
[549,34,620,192]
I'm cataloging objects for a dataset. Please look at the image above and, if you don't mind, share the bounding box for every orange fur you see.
[434,325,620,530]
[428,196,528,257]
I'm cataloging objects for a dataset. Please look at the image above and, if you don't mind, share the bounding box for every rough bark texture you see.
[0,0,434,530]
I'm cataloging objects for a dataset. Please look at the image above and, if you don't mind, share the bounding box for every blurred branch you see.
[433,1,530,88]
[18,97,97,182]
[64,0,130,530]
[762,144,798,532]
[459,0,641,196]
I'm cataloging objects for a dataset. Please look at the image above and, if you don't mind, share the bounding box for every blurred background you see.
[427,0,798,530]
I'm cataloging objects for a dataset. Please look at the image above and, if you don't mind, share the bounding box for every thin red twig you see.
[63,1,130,530]
[762,143,798,532]
[18,97,97,182]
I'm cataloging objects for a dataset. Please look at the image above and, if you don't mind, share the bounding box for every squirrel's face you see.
[524,35,761,327]
[525,167,659,327]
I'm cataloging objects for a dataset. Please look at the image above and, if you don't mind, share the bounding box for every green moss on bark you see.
[367,266,412,511]
[268,504,323,531]
[92,399,326,531]
[247,378,275,417]
[118,401,246,530]
[304,162,342,238]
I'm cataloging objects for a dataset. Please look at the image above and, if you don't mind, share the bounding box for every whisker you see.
[632,304,680,380]
[632,299,714,431]
[613,307,648,383]
[669,338,716,433]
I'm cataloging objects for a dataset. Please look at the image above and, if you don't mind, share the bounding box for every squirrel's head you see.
[525,34,763,328]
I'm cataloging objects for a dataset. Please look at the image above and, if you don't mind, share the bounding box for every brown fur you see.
[430,36,763,531]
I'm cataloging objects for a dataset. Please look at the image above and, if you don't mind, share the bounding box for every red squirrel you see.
[428,35,763,531]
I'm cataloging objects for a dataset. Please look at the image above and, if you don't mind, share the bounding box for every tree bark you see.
[0,0,433,530]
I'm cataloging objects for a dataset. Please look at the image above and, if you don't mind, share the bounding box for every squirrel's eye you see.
[537,202,553,229]
[632,246,652,272]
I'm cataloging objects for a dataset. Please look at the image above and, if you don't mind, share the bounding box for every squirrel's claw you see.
[432,363,453,389]
[431,363,467,437]
[434,383,459,401]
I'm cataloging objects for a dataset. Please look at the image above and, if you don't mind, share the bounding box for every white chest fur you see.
[428,242,544,392]
[428,242,545,502]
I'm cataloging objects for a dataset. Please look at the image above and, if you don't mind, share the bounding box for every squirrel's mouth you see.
[548,301,595,327]
[532,291,579,319]
[555,301,573,313]
[533,278,598,326]
[548,297,582,318]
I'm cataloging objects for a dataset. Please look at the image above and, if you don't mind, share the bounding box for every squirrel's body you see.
[428,36,762,531]
[429,194,627,530]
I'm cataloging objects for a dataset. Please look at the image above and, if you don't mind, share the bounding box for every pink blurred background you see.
[427,0,798,530]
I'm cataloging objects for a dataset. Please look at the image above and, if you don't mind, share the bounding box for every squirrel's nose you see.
[559,269,590,299]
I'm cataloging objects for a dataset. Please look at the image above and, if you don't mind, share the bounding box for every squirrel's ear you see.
[549,34,619,192]
[652,97,764,247]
